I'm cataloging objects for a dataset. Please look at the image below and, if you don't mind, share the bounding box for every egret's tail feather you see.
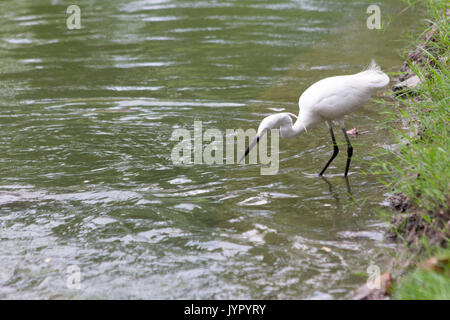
[366,59,381,71]
[360,59,390,89]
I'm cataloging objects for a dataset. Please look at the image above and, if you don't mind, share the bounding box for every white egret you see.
[239,60,390,176]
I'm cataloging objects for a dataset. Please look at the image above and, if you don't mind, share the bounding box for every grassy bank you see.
[372,0,449,299]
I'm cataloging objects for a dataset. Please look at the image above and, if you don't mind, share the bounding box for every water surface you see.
[0,0,422,299]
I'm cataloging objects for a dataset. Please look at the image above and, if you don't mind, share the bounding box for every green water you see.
[0,0,422,299]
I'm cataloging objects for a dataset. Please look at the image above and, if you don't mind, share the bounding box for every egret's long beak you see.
[238,135,260,164]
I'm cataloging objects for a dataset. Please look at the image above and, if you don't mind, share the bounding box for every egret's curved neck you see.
[282,116,314,138]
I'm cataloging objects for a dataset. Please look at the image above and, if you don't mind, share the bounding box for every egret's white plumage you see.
[240,60,390,176]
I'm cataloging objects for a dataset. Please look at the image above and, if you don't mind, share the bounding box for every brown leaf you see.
[420,256,450,274]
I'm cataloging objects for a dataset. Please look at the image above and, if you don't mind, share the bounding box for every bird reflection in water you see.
[320,176,353,209]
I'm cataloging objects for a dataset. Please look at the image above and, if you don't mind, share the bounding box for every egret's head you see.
[238,112,297,164]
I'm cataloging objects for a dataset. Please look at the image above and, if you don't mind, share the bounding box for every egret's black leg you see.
[344,176,352,194]
[341,127,353,177]
[319,124,339,176]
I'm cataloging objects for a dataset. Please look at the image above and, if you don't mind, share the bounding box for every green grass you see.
[393,266,450,299]
[370,0,450,299]
[393,247,450,299]
[372,0,449,212]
